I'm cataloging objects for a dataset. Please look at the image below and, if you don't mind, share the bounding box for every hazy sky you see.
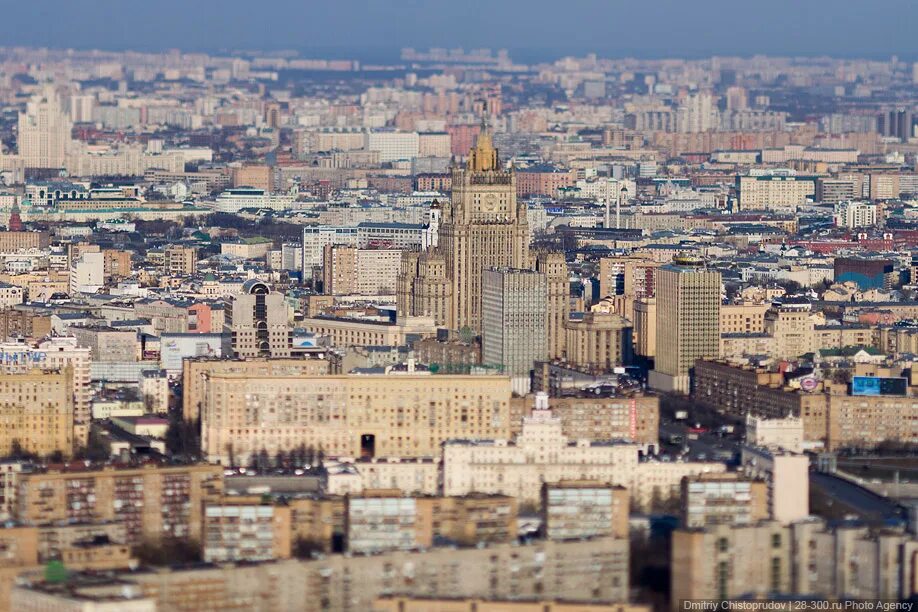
[6,0,918,61]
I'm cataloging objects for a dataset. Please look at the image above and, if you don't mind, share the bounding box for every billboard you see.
[851,376,908,397]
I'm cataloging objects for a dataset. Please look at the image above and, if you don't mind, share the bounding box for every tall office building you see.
[481,268,547,392]
[18,89,72,169]
[649,257,721,393]
[225,280,291,358]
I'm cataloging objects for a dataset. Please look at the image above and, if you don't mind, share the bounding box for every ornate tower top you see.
[466,125,499,172]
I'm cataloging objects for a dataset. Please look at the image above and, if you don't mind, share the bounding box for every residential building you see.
[681,472,769,528]
[225,280,292,358]
[541,482,629,540]
[201,373,513,464]
[563,312,633,372]
[0,369,73,457]
[15,464,223,546]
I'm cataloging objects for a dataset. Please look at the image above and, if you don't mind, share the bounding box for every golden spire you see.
[467,110,499,172]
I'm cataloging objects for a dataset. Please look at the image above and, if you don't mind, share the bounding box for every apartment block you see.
[15,464,223,546]
[736,175,816,211]
[181,356,329,422]
[541,482,629,540]
[740,446,809,525]
[375,598,649,612]
[129,537,632,611]
[201,373,512,464]
[322,245,402,296]
[671,519,918,608]
[0,368,73,458]
[203,498,293,562]
[681,472,769,528]
[163,245,198,276]
[509,393,660,450]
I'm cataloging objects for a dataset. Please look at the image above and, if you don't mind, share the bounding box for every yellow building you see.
[16,464,223,547]
[509,393,659,449]
[563,312,632,372]
[201,373,513,464]
[0,368,73,458]
[182,356,330,422]
[650,260,721,393]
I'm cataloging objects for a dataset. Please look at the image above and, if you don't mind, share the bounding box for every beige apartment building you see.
[541,482,629,540]
[763,301,816,359]
[671,519,918,607]
[204,498,293,563]
[736,174,816,211]
[694,359,918,450]
[300,315,438,348]
[96,537,631,612]
[633,297,656,357]
[680,472,769,528]
[15,464,223,546]
[509,393,660,449]
[201,373,513,464]
[181,356,330,422]
[163,244,198,276]
[534,250,569,360]
[0,337,91,447]
[374,598,649,612]
[739,446,810,525]
[345,491,517,554]
[720,302,769,334]
[225,280,292,358]
[322,245,402,295]
[563,312,632,372]
[0,368,73,458]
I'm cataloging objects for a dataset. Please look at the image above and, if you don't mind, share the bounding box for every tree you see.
[134,538,201,566]
[75,429,111,462]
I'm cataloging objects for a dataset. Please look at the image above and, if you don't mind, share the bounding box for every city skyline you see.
[4,0,918,61]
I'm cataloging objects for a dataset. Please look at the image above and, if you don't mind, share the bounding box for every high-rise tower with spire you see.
[399,124,568,356]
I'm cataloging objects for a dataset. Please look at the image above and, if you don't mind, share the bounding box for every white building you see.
[746,415,805,453]
[366,131,420,162]
[0,283,23,308]
[214,187,296,213]
[442,404,724,507]
[740,445,810,525]
[18,89,72,169]
[302,226,359,270]
[834,200,879,229]
[70,251,104,294]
